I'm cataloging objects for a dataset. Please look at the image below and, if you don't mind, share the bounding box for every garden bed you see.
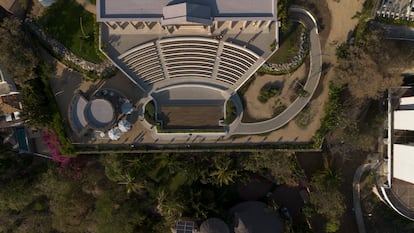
[37,0,102,63]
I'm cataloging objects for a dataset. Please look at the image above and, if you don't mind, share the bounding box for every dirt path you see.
[302,0,364,131]
[324,0,363,64]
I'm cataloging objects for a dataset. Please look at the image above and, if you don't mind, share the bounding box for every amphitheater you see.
[97,0,279,135]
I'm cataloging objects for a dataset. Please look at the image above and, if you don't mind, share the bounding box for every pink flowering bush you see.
[42,129,82,179]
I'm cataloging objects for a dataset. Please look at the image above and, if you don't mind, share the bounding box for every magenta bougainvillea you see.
[42,130,82,179]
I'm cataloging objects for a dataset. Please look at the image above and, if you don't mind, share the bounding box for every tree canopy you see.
[309,168,345,233]
[0,148,304,233]
[0,17,38,87]
[335,29,405,100]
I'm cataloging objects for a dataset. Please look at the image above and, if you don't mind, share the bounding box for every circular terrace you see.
[68,89,131,136]
[86,98,115,129]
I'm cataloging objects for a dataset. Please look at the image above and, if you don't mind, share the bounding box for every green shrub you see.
[336,43,350,59]
[224,100,237,125]
[144,101,157,125]
[312,83,346,147]
[258,85,280,103]
[277,0,291,32]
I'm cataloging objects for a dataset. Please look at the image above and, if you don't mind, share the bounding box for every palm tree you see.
[156,189,184,224]
[118,173,145,195]
[210,158,239,186]
[126,159,142,170]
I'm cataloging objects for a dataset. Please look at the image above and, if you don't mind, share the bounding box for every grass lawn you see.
[268,22,304,64]
[38,0,102,63]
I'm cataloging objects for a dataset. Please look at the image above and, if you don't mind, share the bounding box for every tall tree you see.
[0,17,37,86]
[335,29,404,100]
[240,152,297,185]
[118,173,145,195]
[209,156,239,187]
[309,167,345,233]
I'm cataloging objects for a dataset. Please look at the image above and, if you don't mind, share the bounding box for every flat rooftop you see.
[393,144,414,184]
[97,0,276,21]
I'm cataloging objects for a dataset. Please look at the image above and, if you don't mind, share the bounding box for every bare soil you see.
[28,0,44,19]
[159,105,223,129]
[243,61,308,121]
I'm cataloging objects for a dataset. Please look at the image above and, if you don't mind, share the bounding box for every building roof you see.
[173,220,195,233]
[162,2,212,25]
[394,110,414,131]
[97,0,276,22]
[399,96,414,110]
[0,93,21,115]
[200,218,229,233]
[230,201,283,233]
[393,144,414,184]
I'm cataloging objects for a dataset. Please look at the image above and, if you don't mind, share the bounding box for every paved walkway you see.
[230,8,322,135]
[353,163,374,233]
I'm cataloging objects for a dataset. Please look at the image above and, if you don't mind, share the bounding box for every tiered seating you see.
[118,37,260,88]
[119,42,164,84]
[159,38,219,79]
[216,42,259,85]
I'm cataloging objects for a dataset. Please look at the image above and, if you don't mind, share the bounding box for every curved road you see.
[230,8,322,135]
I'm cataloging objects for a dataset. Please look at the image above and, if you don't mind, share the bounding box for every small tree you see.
[309,168,345,233]
[335,43,349,59]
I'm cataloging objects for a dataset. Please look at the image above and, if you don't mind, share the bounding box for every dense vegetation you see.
[0,17,38,87]
[38,0,102,63]
[19,60,75,156]
[0,15,75,156]
[268,23,305,64]
[308,164,345,232]
[277,0,291,32]
[224,100,237,125]
[0,151,304,233]
[258,84,280,103]
[322,27,411,152]
[144,101,157,126]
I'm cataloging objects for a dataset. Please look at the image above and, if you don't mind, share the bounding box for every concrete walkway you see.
[353,163,374,233]
[230,8,322,135]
